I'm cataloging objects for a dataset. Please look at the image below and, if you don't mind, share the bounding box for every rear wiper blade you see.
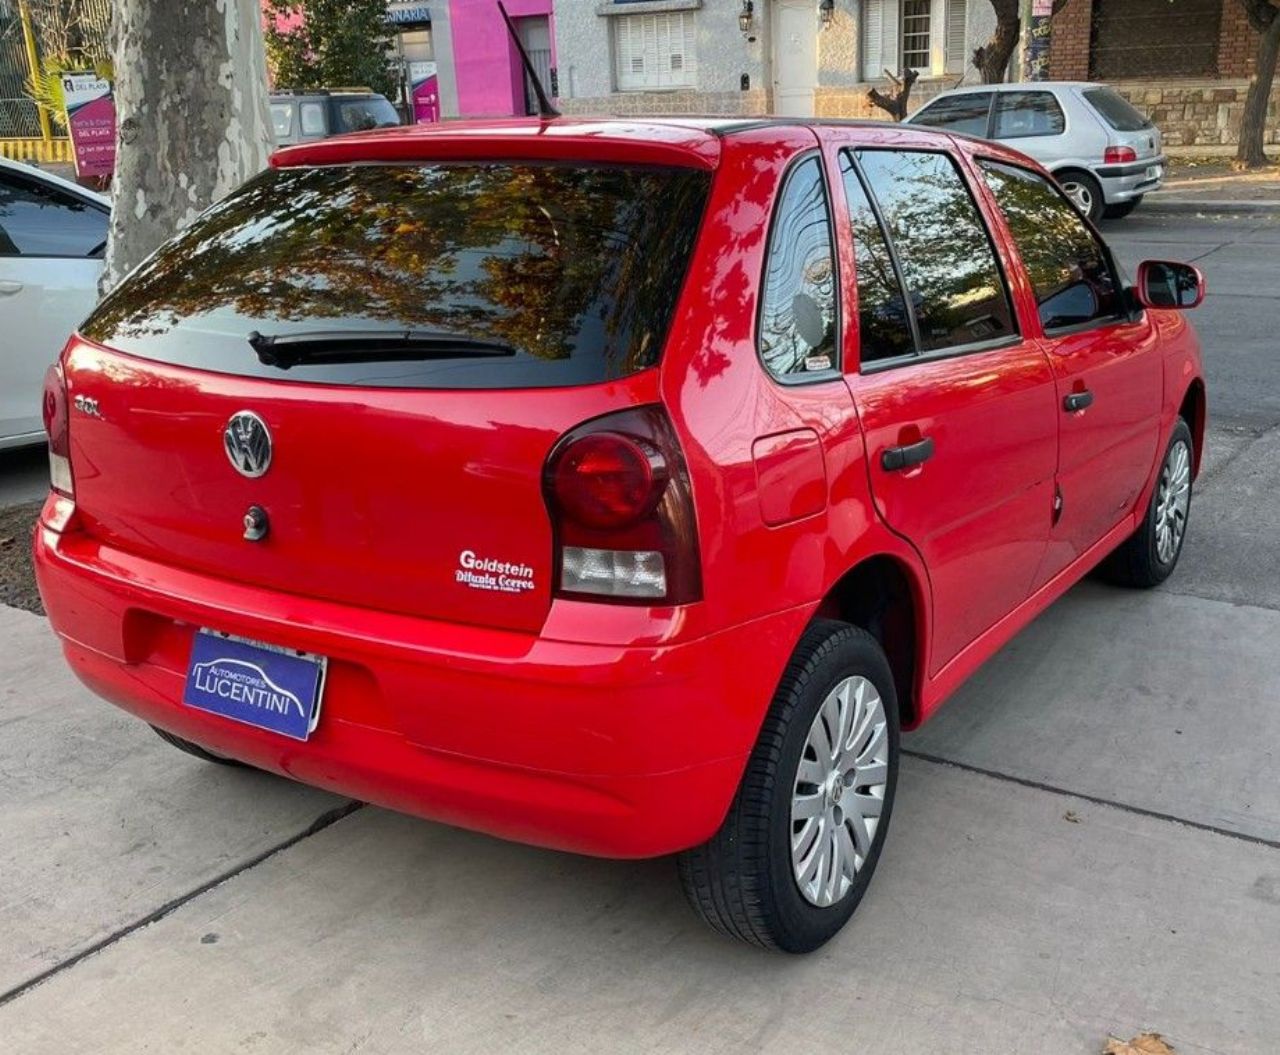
[247,329,516,369]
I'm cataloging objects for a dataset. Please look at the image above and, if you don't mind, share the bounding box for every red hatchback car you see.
[35,118,1205,952]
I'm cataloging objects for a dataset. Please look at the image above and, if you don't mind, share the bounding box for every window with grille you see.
[613,12,698,91]
[901,0,931,71]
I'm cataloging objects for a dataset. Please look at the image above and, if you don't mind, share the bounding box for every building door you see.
[773,0,817,116]
[516,15,553,115]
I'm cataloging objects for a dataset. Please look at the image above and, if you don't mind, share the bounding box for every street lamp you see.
[739,0,754,34]
[819,0,835,28]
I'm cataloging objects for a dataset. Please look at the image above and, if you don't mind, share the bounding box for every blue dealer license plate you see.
[183,630,327,741]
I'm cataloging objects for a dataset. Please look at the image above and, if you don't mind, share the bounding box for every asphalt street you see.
[0,212,1277,1053]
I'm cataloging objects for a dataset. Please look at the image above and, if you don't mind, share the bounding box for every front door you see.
[838,145,1059,675]
[976,159,1162,587]
[773,0,817,117]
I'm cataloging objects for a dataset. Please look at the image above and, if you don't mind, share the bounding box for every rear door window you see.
[81,163,711,389]
[910,93,993,137]
[269,104,293,139]
[993,91,1066,139]
[758,155,839,380]
[838,154,914,365]
[854,149,1016,354]
[979,159,1123,332]
[299,102,326,136]
[0,172,107,258]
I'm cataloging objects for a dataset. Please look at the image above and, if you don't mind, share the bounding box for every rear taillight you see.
[1104,146,1137,164]
[42,362,73,496]
[544,406,701,604]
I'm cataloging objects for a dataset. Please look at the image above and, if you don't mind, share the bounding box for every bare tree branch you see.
[867,67,920,121]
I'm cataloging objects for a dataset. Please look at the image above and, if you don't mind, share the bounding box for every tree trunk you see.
[1236,11,1280,170]
[867,68,920,122]
[102,0,273,292]
[973,11,1020,84]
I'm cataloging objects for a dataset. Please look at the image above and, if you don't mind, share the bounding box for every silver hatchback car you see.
[907,82,1165,222]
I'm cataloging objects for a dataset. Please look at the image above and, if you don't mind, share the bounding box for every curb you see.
[1142,197,1280,215]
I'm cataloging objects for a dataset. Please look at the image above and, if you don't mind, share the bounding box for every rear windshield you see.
[82,162,711,389]
[1083,87,1153,132]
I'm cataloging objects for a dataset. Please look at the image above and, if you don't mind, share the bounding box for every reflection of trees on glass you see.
[84,163,710,379]
[979,161,1121,330]
[759,157,837,379]
[855,150,1015,353]
[839,153,915,364]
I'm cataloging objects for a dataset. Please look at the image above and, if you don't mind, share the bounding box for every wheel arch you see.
[1179,378,1206,478]
[813,553,929,730]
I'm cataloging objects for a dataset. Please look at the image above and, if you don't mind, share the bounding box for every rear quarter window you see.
[81,162,711,389]
[1083,87,1153,132]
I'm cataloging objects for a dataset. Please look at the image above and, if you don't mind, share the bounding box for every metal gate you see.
[0,0,113,140]
[1089,0,1223,80]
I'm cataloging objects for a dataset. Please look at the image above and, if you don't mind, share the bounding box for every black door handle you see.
[881,436,934,472]
[1064,390,1094,412]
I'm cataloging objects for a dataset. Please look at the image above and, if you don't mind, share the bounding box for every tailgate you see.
[65,339,657,633]
[65,158,710,633]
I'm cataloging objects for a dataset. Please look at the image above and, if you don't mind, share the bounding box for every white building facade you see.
[552,0,995,117]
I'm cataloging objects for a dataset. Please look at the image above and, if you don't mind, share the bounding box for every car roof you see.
[0,155,110,207]
[270,115,968,171]
[921,81,1104,97]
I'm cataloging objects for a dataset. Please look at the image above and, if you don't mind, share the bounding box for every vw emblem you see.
[223,411,272,478]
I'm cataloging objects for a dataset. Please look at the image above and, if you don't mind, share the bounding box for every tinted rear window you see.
[82,163,710,389]
[1083,88,1152,132]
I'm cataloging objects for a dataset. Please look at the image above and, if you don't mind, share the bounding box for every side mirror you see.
[1135,260,1205,310]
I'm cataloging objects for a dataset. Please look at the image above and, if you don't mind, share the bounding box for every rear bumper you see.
[1096,155,1166,203]
[34,506,811,858]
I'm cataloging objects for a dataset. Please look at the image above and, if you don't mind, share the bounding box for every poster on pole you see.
[409,60,439,124]
[61,72,116,179]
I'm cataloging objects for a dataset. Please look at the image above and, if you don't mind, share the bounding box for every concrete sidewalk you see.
[1147,159,1280,213]
[2,473,1280,1051]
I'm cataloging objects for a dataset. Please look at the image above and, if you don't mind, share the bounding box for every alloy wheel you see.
[1155,438,1191,565]
[1063,180,1094,216]
[790,675,890,908]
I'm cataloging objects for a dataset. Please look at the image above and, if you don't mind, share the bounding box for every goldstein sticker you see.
[456,549,536,594]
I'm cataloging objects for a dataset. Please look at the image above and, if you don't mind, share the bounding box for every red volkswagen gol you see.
[35,118,1205,952]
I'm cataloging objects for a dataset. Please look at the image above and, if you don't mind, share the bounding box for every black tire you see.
[1102,417,1194,588]
[678,619,900,953]
[151,725,247,767]
[1103,196,1142,220]
[1058,169,1105,223]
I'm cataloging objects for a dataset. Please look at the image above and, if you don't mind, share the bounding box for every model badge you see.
[223,411,272,478]
[73,394,101,418]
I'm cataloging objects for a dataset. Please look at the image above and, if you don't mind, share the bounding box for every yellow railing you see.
[0,137,74,163]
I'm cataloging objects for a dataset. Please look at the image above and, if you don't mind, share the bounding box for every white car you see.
[0,157,109,449]
[907,82,1166,223]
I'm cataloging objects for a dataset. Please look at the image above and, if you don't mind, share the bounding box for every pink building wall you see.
[448,0,556,118]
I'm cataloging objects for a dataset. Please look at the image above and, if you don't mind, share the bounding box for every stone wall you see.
[1114,80,1280,149]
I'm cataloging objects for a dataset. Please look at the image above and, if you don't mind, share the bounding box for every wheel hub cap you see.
[1154,439,1191,565]
[790,675,890,908]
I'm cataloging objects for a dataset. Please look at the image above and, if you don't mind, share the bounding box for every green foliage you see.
[265,0,397,99]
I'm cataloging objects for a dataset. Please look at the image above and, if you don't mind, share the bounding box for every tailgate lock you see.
[243,505,269,542]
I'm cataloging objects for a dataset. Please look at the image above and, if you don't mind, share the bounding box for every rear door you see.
[66,159,712,633]
[991,89,1070,167]
[0,168,105,443]
[838,142,1058,674]
[976,158,1161,586]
